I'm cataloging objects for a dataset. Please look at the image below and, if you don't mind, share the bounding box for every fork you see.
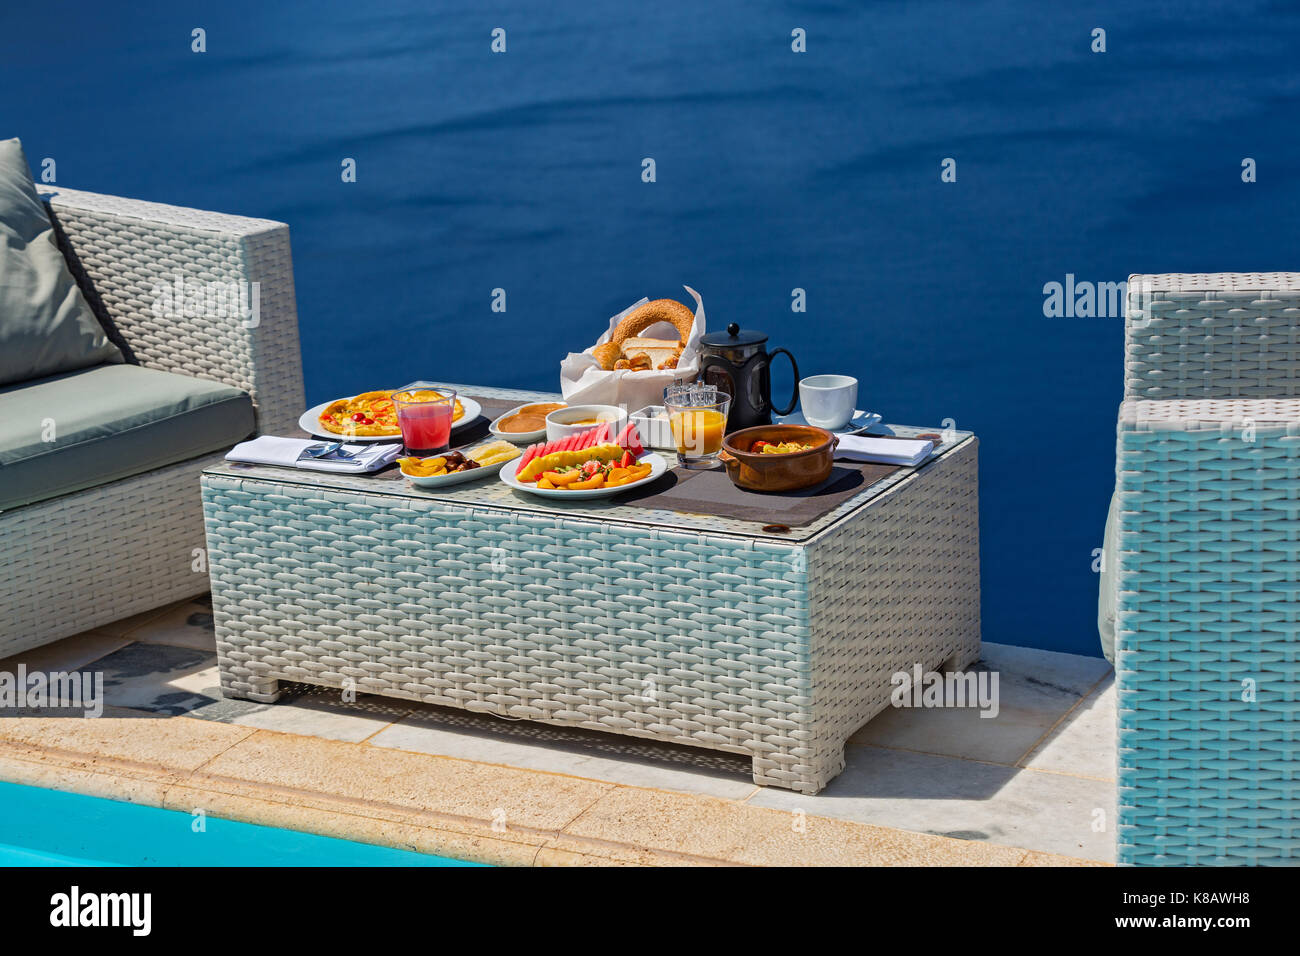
[298,441,357,461]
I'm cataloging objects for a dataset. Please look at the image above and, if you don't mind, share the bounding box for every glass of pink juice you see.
[391,384,457,456]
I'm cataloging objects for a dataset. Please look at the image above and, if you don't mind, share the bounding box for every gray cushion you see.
[0,137,123,387]
[0,363,254,511]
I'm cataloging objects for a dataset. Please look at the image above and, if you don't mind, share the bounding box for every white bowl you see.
[545,404,626,442]
[488,402,567,445]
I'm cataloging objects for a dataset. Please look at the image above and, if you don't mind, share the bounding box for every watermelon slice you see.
[615,422,645,458]
[516,443,539,476]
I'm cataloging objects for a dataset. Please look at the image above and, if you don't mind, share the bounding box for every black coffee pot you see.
[698,323,800,430]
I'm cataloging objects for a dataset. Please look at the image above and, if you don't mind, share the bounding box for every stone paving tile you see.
[10,612,1119,865]
[0,711,254,773]
[1020,850,1110,866]
[372,704,755,799]
[747,745,1116,863]
[124,600,217,651]
[850,642,1113,765]
[45,643,408,743]
[91,598,196,639]
[74,643,220,716]
[195,686,410,744]
[560,787,1029,866]
[0,630,131,676]
[1022,676,1116,781]
[199,729,612,835]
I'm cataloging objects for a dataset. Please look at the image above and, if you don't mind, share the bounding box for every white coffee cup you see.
[799,375,858,430]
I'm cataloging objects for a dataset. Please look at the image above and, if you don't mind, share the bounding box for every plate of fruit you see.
[501,422,666,499]
[399,440,521,488]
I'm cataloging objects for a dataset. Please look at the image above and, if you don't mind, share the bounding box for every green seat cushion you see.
[0,137,123,387]
[0,364,254,511]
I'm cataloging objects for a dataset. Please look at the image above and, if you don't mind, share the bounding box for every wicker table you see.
[200,385,981,794]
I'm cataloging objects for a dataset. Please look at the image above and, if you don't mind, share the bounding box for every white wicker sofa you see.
[0,187,304,657]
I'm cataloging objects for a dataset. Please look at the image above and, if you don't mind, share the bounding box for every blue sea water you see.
[0,781,476,865]
[4,1,1298,656]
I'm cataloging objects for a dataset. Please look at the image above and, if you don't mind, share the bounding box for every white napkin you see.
[834,434,933,467]
[226,436,404,473]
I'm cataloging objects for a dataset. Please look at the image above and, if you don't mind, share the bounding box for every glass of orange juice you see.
[664,384,731,469]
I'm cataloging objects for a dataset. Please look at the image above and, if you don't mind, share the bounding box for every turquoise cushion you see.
[0,364,254,511]
[0,137,123,386]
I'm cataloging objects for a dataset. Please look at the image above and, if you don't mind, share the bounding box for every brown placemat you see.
[620,459,902,527]
[286,396,923,529]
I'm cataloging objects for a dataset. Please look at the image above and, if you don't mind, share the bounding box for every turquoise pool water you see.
[0,781,479,866]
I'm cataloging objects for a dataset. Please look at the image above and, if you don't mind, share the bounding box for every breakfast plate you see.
[399,441,520,488]
[401,456,512,488]
[501,452,669,500]
[772,409,882,435]
[299,392,482,442]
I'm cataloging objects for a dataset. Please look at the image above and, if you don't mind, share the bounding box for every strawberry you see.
[619,450,633,468]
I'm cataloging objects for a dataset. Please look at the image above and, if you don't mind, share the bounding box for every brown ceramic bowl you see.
[720,424,838,492]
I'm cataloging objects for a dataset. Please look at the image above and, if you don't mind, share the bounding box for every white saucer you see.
[772,409,882,435]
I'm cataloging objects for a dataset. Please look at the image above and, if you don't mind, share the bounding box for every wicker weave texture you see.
[39,186,305,434]
[794,444,982,790]
[1125,273,1300,400]
[0,454,220,657]
[201,440,980,794]
[1116,398,1300,865]
[0,188,305,656]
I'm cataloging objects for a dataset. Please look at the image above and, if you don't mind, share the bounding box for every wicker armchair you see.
[1113,273,1300,865]
[0,187,304,657]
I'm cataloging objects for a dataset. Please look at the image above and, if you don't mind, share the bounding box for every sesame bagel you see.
[610,298,695,348]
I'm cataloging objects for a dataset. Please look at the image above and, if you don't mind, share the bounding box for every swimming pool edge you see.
[0,714,1107,867]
